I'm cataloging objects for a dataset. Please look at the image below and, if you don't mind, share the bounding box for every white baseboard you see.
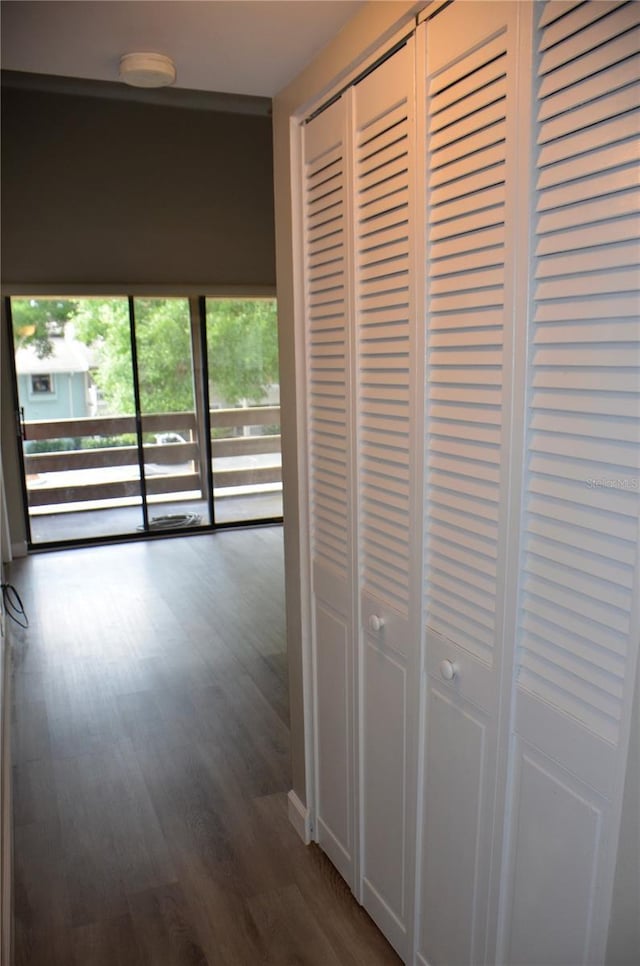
[287,789,312,844]
[10,540,27,559]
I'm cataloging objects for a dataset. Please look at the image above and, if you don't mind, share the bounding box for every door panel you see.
[135,297,210,528]
[315,602,352,874]
[205,297,282,524]
[361,637,407,942]
[353,40,420,959]
[419,685,487,966]
[10,296,145,544]
[500,3,640,961]
[418,3,522,963]
[505,743,605,966]
[303,97,357,888]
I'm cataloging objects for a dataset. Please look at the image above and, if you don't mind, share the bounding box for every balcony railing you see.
[22,407,281,509]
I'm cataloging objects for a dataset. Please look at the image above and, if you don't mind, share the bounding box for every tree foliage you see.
[11,298,78,358]
[206,299,279,407]
[73,298,136,414]
[76,298,199,415]
[70,296,279,415]
[11,296,278,415]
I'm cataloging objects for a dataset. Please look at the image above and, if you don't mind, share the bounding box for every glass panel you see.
[135,297,210,531]
[206,298,282,523]
[13,296,144,543]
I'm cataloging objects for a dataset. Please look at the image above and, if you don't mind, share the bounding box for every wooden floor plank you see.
[248,882,345,966]
[71,914,146,966]
[127,883,210,966]
[9,529,400,965]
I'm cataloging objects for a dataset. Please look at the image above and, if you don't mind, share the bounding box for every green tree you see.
[135,298,195,413]
[73,298,135,414]
[206,299,279,406]
[11,298,78,358]
[50,296,279,416]
[74,297,196,415]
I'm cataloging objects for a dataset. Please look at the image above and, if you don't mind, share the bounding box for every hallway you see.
[9,528,399,965]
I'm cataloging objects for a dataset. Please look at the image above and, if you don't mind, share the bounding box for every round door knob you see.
[368,614,385,632]
[440,659,458,681]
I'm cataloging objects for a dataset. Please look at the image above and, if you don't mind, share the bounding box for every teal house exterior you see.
[15,335,94,422]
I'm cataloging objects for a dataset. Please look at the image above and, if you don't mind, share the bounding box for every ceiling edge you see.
[1,69,272,117]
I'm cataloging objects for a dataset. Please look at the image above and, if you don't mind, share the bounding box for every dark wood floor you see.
[9,528,400,965]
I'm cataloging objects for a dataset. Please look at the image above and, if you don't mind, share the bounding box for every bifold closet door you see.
[416,3,523,964]
[499,2,640,963]
[352,40,421,959]
[302,96,357,887]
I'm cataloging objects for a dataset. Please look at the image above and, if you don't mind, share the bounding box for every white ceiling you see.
[1,0,365,98]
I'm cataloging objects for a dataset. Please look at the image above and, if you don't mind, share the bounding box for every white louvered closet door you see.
[416,4,523,965]
[352,41,421,960]
[499,3,640,963]
[302,97,357,888]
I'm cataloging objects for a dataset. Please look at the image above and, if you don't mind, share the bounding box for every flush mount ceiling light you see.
[119,52,176,88]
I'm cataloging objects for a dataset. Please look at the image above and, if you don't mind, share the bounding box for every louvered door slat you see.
[540,2,639,75]
[357,103,408,147]
[433,122,506,171]
[537,240,640,275]
[537,0,583,29]
[540,140,639,196]
[359,133,408,170]
[539,0,627,49]
[538,53,640,122]
[538,165,637,211]
[431,76,507,134]
[431,102,508,156]
[539,113,639,168]
[540,81,639,143]
[540,22,640,99]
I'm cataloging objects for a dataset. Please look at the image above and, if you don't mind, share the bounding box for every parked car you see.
[154,432,186,446]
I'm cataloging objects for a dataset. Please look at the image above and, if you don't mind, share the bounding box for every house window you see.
[31,374,54,394]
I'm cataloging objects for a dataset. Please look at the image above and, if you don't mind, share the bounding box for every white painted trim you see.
[287,789,312,845]
[343,84,361,904]
[10,541,26,559]
[407,25,428,966]
[289,113,316,830]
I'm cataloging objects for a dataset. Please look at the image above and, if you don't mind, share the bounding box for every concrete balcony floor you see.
[28,490,283,545]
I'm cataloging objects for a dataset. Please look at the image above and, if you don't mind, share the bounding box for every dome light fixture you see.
[119,52,176,88]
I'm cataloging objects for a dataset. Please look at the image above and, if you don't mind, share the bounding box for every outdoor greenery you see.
[24,434,139,455]
[12,298,79,358]
[206,298,279,407]
[12,297,279,415]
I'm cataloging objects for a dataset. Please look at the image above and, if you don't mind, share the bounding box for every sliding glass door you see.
[206,298,282,524]
[135,297,212,531]
[11,297,146,543]
[7,294,281,547]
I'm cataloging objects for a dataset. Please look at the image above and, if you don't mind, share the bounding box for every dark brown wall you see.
[1,86,275,288]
